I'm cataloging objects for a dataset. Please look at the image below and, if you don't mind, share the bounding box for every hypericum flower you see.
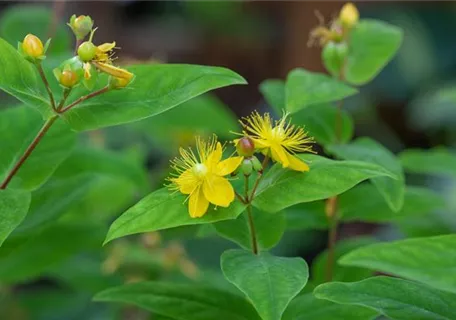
[168,136,243,218]
[239,111,314,172]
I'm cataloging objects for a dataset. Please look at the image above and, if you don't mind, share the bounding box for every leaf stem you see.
[59,86,110,114]
[57,88,72,111]
[0,116,58,189]
[37,63,56,111]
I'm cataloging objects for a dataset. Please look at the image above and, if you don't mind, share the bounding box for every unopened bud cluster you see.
[309,2,359,77]
[235,137,263,176]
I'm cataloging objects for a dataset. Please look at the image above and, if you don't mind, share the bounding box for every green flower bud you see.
[251,156,263,172]
[77,41,97,62]
[322,41,348,77]
[240,159,253,176]
[236,136,255,157]
[53,56,84,88]
[68,14,94,40]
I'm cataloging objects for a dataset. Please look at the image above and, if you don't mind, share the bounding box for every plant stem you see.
[0,116,58,189]
[246,205,259,255]
[57,88,72,111]
[248,156,269,201]
[74,39,81,56]
[244,175,259,255]
[59,86,109,113]
[325,196,338,282]
[325,57,347,281]
[37,64,56,111]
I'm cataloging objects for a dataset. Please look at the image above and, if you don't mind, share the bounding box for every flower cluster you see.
[168,111,314,218]
[19,14,134,91]
[308,2,359,47]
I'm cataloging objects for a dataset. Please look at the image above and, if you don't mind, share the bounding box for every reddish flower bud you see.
[236,136,255,157]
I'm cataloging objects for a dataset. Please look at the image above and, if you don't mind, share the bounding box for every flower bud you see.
[240,159,253,176]
[59,70,79,88]
[236,136,255,157]
[77,41,97,62]
[53,57,84,88]
[109,76,132,89]
[68,14,94,40]
[322,41,348,77]
[21,34,44,58]
[339,3,359,29]
[251,156,263,172]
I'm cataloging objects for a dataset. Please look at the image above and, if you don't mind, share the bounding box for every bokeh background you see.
[1,1,456,319]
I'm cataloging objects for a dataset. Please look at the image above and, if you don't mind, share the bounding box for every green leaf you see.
[0,5,70,55]
[314,276,456,320]
[312,237,376,285]
[340,234,456,294]
[221,249,308,320]
[282,293,378,320]
[94,281,261,320]
[62,64,247,131]
[0,107,76,190]
[345,19,403,85]
[136,94,239,154]
[284,202,327,230]
[105,188,246,244]
[252,154,395,213]
[0,224,104,283]
[400,147,456,177]
[259,79,286,113]
[327,137,405,212]
[0,39,51,116]
[292,104,354,145]
[339,184,445,222]
[12,175,95,235]
[214,209,285,250]
[0,189,31,246]
[284,185,443,229]
[285,68,357,113]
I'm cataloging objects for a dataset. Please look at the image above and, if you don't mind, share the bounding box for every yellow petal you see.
[83,63,91,79]
[286,152,309,172]
[202,174,234,207]
[174,169,199,194]
[205,142,222,169]
[217,156,243,176]
[188,186,209,218]
[97,42,116,52]
[92,62,134,80]
[270,144,289,167]
[252,138,269,149]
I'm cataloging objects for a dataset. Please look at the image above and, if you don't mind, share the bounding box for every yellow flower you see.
[168,136,243,218]
[94,42,116,63]
[239,111,314,172]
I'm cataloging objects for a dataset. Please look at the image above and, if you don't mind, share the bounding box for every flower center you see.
[271,126,285,141]
[192,163,208,179]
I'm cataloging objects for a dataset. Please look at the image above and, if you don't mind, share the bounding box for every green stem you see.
[248,156,269,202]
[246,205,259,255]
[0,116,58,189]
